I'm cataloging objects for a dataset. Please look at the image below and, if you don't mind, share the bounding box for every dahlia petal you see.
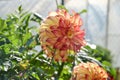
[39,9,86,62]
[71,62,108,80]
[71,13,82,26]
[46,38,57,45]
[51,29,62,37]
[54,50,61,61]
[44,17,59,26]
[54,41,63,49]
[48,12,58,16]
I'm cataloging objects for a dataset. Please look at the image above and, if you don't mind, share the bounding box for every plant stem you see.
[56,62,64,80]
[30,50,43,62]
[55,0,59,9]
[61,0,64,5]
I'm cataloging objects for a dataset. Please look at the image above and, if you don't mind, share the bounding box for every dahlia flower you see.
[39,9,85,62]
[71,62,108,80]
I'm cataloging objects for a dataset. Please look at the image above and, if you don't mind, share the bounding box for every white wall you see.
[107,0,120,67]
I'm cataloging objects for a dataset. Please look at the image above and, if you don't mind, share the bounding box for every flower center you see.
[67,30,73,38]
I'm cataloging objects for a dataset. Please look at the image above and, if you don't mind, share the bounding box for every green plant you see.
[0,5,116,80]
[0,6,41,79]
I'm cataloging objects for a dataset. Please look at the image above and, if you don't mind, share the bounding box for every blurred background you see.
[0,0,120,79]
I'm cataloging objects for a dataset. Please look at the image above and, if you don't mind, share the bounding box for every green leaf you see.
[31,72,40,80]
[79,9,87,14]
[0,18,7,31]
[18,5,23,13]
[109,68,116,79]
[96,57,102,61]
[102,61,111,66]
[8,35,19,46]
[23,32,32,45]
[58,5,68,11]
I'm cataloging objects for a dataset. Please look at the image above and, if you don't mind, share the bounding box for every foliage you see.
[0,6,116,80]
[0,6,41,79]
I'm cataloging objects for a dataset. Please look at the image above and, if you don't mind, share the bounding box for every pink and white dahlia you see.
[71,62,108,80]
[39,9,86,62]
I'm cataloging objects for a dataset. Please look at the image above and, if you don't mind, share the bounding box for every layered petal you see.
[71,62,108,80]
[39,9,86,62]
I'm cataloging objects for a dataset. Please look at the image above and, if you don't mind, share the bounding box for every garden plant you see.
[0,3,116,80]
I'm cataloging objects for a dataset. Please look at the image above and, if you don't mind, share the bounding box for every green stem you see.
[56,62,64,80]
[30,50,43,62]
